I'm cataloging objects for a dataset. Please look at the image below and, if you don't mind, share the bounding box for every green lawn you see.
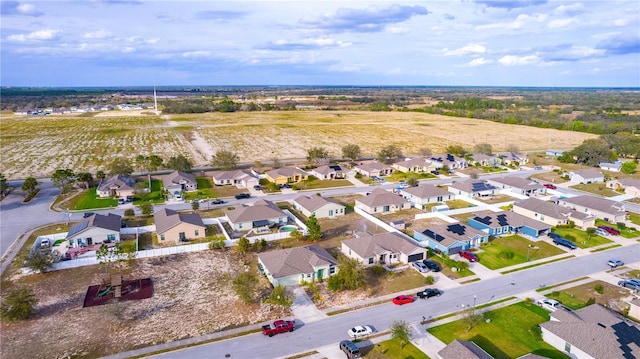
[292,177,353,190]
[383,171,436,182]
[428,255,475,279]
[364,337,430,359]
[428,302,569,359]
[551,228,612,248]
[70,187,117,210]
[445,199,475,209]
[594,219,640,239]
[629,212,640,226]
[133,179,165,204]
[569,182,620,197]
[184,177,223,200]
[477,235,566,270]
[546,280,626,310]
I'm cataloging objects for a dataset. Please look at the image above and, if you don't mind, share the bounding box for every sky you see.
[1,0,639,87]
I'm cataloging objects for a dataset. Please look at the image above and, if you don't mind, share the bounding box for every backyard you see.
[544,280,631,311]
[383,171,437,182]
[427,302,569,359]
[476,235,566,270]
[291,177,353,190]
[594,219,639,239]
[363,337,430,359]
[67,187,117,210]
[551,228,612,248]
[569,182,620,197]
[445,199,475,210]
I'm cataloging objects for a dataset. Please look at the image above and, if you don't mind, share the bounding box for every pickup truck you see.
[261,319,295,337]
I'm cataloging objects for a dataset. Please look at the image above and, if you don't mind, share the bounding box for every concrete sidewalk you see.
[291,286,327,323]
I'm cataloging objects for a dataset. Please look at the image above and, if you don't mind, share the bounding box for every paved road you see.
[151,244,640,359]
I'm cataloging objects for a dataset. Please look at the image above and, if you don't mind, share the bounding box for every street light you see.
[527,244,539,262]
[473,295,477,315]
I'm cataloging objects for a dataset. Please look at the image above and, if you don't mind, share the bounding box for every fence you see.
[353,207,414,241]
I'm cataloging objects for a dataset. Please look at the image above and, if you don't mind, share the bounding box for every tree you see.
[586,227,596,240]
[488,157,501,168]
[191,200,200,211]
[407,177,418,187]
[473,143,492,155]
[138,201,153,216]
[136,154,164,191]
[267,285,294,307]
[96,170,106,181]
[124,208,134,217]
[0,172,8,194]
[462,306,484,332]
[21,177,39,197]
[377,144,403,163]
[446,144,468,157]
[390,320,414,349]
[621,160,637,174]
[166,154,193,172]
[76,172,93,189]
[306,147,330,165]
[25,247,55,273]
[342,144,361,162]
[572,139,615,166]
[469,171,479,179]
[327,256,367,291]
[96,243,137,276]
[306,215,322,241]
[236,236,251,255]
[232,271,257,303]
[0,288,38,321]
[418,147,432,157]
[211,149,239,170]
[108,157,134,176]
[52,168,76,194]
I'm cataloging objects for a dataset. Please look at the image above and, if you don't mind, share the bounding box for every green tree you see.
[586,227,596,240]
[0,172,8,194]
[473,143,492,155]
[25,247,55,273]
[306,215,322,241]
[377,144,403,163]
[307,147,330,165]
[236,236,251,255]
[572,139,615,166]
[96,243,137,276]
[267,285,294,307]
[342,144,361,162]
[211,149,239,170]
[108,157,134,176]
[407,177,418,187]
[191,200,200,211]
[96,170,106,180]
[124,208,134,217]
[232,271,257,303]
[166,155,193,172]
[21,177,39,197]
[76,172,93,189]
[52,168,76,194]
[446,145,468,157]
[418,147,433,157]
[138,201,153,216]
[621,161,637,174]
[327,256,367,291]
[390,320,414,349]
[0,288,38,321]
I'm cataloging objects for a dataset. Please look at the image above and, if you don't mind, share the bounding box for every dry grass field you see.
[0,111,597,179]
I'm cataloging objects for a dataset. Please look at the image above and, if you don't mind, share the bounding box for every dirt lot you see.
[0,250,286,359]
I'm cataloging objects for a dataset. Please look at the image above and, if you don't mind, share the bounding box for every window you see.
[160,234,165,241]
[329,265,336,274]
[239,223,243,229]
[437,196,443,202]
[195,230,199,236]
[106,234,116,241]
[369,258,374,264]
[564,342,571,353]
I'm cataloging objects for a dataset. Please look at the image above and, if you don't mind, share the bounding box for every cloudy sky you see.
[1,0,639,87]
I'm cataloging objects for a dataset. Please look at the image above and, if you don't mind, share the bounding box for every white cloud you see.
[84,30,112,39]
[553,3,584,16]
[182,51,211,58]
[442,43,486,56]
[121,47,135,53]
[477,13,547,30]
[7,29,60,42]
[547,18,577,29]
[498,55,540,66]
[386,26,409,34]
[145,38,159,44]
[613,18,630,26]
[464,57,493,67]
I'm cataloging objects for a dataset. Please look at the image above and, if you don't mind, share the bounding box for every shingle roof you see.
[225,200,286,223]
[489,176,544,191]
[356,188,409,207]
[355,162,391,173]
[293,195,342,213]
[571,168,604,179]
[342,232,424,259]
[514,198,594,221]
[540,304,640,359]
[420,222,486,247]
[471,210,550,231]
[211,169,255,181]
[67,213,121,238]
[393,157,428,169]
[257,244,337,278]
[154,208,205,235]
[561,195,626,216]
[98,175,135,192]
[618,178,640,188]
[162,171,196,188]
[311,165,340,175]
[450,179,496,193]
[266,166,307,178]
[401,184,449,198]
[437,340,493,359]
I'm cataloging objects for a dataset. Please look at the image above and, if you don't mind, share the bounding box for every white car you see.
[537,298,562,312]
[412,261,430,273]
[347,325,373,339]
[595,228,609,236]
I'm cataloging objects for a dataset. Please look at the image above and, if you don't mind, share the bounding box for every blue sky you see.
[1,0,639,87]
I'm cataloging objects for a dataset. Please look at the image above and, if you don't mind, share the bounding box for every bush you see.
[424,275,435,285]
[0,288,38,321]
[232,271,257,303]
[617,222,626,230]
[499,250,514,260]
[124,208,134,217]
[585,297,596,306]
[564,234,576,242]
[524,297,534,306]
[594,284,604,294]
[371,265,385,276]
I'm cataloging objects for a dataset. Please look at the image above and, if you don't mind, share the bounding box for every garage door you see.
[449,246,463,255]
[407,253,424,262]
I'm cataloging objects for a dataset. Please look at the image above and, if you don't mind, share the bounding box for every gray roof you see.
[618,178,640,188]
[356,188,409,207]
[471,153,495,163]
[420,222,486,247]
[471,210,550,231]
[67,213,121,238]
[540,304,640,359]
[211,169,255,181]
[266,166,307,178]
[225,200,286,223]
[571,168,604,179]
[342,232,424,259]
[401,184,449,198]
[355,161,391,173]
[98,175,135,192]
[489,176,544,191]
[393,157,428,168]
[438,340,493,359]
[154,208,205,235]
[450,179,496,193]
[514,198,594,221]
[311,165,341,175]
[162,171,196,188]
[257,244,337,278]
[293,195,342,213]
[561,195,626,216]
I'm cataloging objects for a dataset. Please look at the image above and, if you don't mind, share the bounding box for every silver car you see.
[412,261,430,273]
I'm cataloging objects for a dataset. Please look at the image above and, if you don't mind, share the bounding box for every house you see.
[392,157,430,173]
[413,222,489,255]
[467,210,551,238]
[487,176,546,197]
[437,340,493,359]
[569,168,604,183]
[353,161,393,177]
[162,171,197,200]
[292,195,346,219]
[599,162,622,172]
[265,166,308,185]
[512,198,596,230]
[224,199,289,232]
[540,304,640,358]
[448,179,498,199]
[341,232,426,266]
[607,178,640,198]
[628,298,640,322]
[355,188,411,215]
[470,153,495,167]
[66,213,121,248]
[154,208,206,243]
[556,195,627,224]
[400,185,452,209]
[257,244,338,286]
[431,154,468,171]
[211,169,259,188]
[496,152,529,165]
[546,149,565,157]
[97,175,135,199]
[309,164,345,179]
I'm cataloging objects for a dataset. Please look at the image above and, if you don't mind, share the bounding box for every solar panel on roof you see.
[422,229,445,242]
[329,165,342,171]
[497,214,509,226]
[474,216,492,225]
[446,154,454,161]
[447,223,466,235]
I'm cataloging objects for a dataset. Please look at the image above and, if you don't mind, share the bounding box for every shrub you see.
[0,288,38,321]
[524,297,533,306]
[424,275,435,285]
[564,234,576,242]
[499,250,514,260]
[124,208,134,217]
[594,284,604,294]
[617,222,626,230]
[585,297,596,306]
[371,265,385,276]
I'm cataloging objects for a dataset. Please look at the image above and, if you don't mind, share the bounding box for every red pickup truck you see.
[262,319,295,337]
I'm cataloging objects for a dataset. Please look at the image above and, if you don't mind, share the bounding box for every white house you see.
[399,185,452,209]
[257,245,338,287]
[66,213,121,248]
[224,200,289,232]
[569,168,604,183]
[341,232,426,266]
[211,169,259,188]
[292,195,346,219]
[355,188,411,215]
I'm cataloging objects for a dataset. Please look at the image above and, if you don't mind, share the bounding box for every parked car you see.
[552,236,577,250]
[397,181,409,188]
[537,298,562,311]
[412,261,430,273]
[235,193,251,199]
[430,170,440,175]
[618,279,640,290]
[607,259,624,268]
[543,183,557,189]
[598,225,620,236]
[211,198,224,205]
[392,295,415,305]
[83,212,95,218]
[339,340,361,359]
[459,250,478,262]
[423,259,441,272]
[118,198,125,205]
[261,319,295,337]
[595,228,609,236]
[417,288,441,299]
[347,325,373,339]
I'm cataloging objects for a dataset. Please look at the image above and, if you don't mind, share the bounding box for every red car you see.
[392,295,415,305]
[459,250,479,262]
[598,225,620,236]
[261,320,295,337]
[543,184,557,190]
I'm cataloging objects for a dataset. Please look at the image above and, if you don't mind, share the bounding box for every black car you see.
[422,259,441,272]
[211,198,225,205]
[417,288,441,299]
[83,212,95,218]
[253,185,262,190]
[235,193,251,199]
[553,236,577,250]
